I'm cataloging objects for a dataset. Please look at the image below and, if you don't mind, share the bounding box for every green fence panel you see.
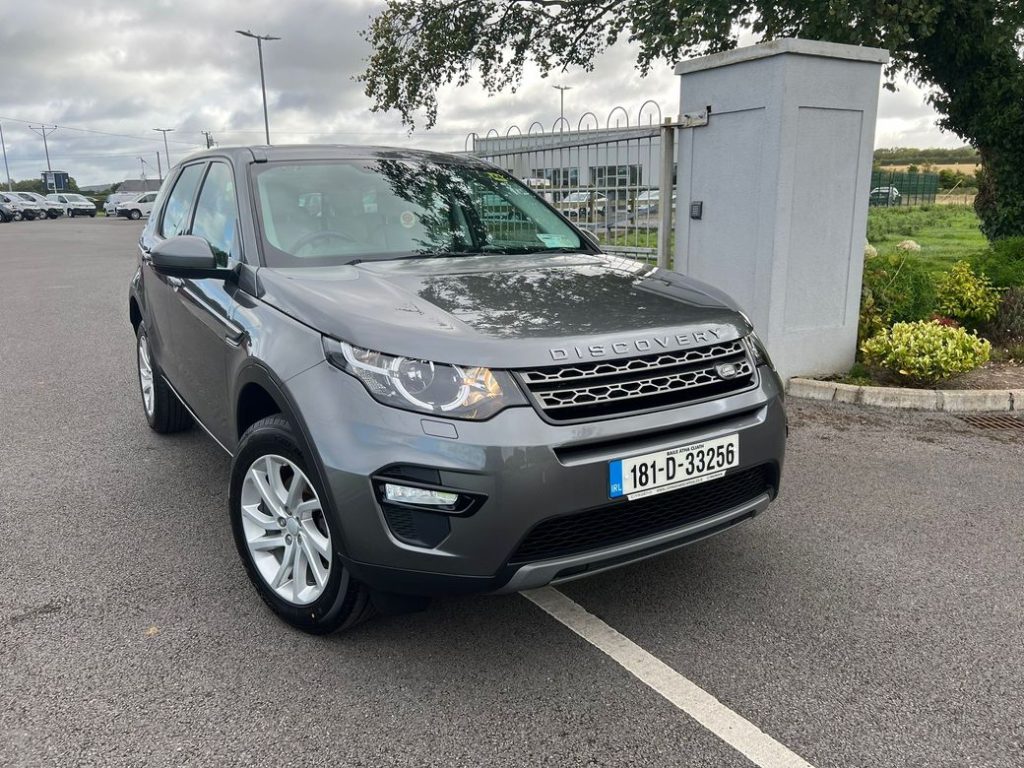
[869,170,939,206]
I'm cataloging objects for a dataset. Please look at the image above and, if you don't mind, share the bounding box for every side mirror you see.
[150,236,234,279]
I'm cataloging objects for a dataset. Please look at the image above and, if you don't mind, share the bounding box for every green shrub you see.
[989,286,1024,342]
[935,261,1000,326]
[969,236,1024,288]
[861,321,991,385]
[860,254,936,347]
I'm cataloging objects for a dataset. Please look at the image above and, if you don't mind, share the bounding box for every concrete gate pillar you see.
[673,39,889,380]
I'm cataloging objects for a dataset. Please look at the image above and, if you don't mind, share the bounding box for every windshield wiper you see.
[343,251,483,266]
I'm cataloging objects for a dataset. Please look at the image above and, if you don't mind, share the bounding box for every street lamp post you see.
[0,121,12,192]
[236,29,281,145]
[552,85,572,132]
[153,128,174,175]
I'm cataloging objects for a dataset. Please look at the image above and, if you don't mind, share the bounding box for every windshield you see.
[253,158,585,267]
[67,194,90,203]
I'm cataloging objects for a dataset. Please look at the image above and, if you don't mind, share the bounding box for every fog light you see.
[383,483,459,507]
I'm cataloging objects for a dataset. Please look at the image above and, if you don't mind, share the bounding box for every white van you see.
[46,193,97,218]
[116,192,158,220]
[104,192,141,216]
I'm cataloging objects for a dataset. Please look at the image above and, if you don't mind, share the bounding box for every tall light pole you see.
[236,29,280,145]
[0,121,12,191]
[153,128,174,172]
[552,85,572,132]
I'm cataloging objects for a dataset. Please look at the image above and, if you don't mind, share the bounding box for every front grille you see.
[517,339,755,422]
[508,465,773,563]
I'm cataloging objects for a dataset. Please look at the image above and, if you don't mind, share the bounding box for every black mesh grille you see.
[382,505,451,549]
[509,465,773,563]
[517,340,756,422]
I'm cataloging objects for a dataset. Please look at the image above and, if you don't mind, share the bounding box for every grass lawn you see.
[866,204,987,276]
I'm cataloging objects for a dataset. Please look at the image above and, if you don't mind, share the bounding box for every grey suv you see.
[129,146,786,633]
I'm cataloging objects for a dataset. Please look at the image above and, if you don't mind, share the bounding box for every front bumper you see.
[286,361,786,595]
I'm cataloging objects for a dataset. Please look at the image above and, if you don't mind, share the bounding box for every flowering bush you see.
[864,242,878,259]
[861,321,991,385]
[896,239,922,252]
[935,261,1000,326]
[928,313,960,328]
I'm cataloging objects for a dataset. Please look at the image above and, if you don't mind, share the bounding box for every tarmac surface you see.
[1,217,1022,767]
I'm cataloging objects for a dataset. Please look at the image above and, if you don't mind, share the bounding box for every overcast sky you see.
[0,0,963,187]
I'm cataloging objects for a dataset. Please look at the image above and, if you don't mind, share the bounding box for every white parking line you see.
[522,587,816,768]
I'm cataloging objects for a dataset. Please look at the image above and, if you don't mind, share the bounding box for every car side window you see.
[190,162,240,264]
[160,165,206,238]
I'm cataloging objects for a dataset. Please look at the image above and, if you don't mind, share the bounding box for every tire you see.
[89,211,96,217]
[229,415,374,634]
[136,323,192,433]
[48,210,59,219]
[13,211,22,221]
[129,209,142,220]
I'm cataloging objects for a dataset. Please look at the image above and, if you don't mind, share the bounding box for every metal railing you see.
[467,103,676,265]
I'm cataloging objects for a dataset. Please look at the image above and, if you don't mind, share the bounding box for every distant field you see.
[866,204,987,276]
[878,162,980,174]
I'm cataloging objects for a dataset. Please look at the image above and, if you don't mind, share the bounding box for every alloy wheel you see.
[240,455,332,606]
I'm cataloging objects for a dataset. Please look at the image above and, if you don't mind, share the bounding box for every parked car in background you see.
[555,190,607,218]
[17,191,63,219]
[46,192,98,217]
[630,189,677,219]
[105,191,142,216]
[6,193,45,221]
[0,199,16,222]
[128,145,786,634]
[0,193,26,221]
[117,192,158,220]
[869,186,901,206]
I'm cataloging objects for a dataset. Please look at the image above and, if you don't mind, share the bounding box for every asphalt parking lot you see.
[1,218,1022,767]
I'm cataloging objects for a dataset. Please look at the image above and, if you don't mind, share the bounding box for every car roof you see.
[174,144,490,170]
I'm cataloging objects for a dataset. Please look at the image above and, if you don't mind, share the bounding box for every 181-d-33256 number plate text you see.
[609,434,739,500]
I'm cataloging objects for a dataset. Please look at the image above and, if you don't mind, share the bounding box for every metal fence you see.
[869,170,940,207]
[467,103,674,263]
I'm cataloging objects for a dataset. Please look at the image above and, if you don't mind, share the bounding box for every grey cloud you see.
[0,0,953,185]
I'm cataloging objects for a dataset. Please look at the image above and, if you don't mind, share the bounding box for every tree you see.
[360,1,1024,239]
[11,177,80,194]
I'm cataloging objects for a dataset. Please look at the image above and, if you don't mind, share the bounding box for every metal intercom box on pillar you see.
[673,39,889,380]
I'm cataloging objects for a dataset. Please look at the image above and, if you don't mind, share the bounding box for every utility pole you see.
[156,152,162,182]
[153,128,174,171]
[0,121,12,191]
[552,85,572,132]
[137,157,147,183]
[201,130,215,149]
[29,124,58,192]
[236,30,281,145]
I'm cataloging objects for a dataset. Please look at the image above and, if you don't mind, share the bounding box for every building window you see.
[531,167,579,188]
[588,165,643,188]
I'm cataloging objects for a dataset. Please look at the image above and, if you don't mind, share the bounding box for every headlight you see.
[323,338,526,420]
[744,332,774,369]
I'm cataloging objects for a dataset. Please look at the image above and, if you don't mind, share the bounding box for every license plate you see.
[609,434,739,500]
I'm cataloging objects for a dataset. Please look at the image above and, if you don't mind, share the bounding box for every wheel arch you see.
[232,363,351,558]
[129,295,142,333]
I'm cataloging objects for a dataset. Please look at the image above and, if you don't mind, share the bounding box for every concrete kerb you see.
[787,378,1024,413]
